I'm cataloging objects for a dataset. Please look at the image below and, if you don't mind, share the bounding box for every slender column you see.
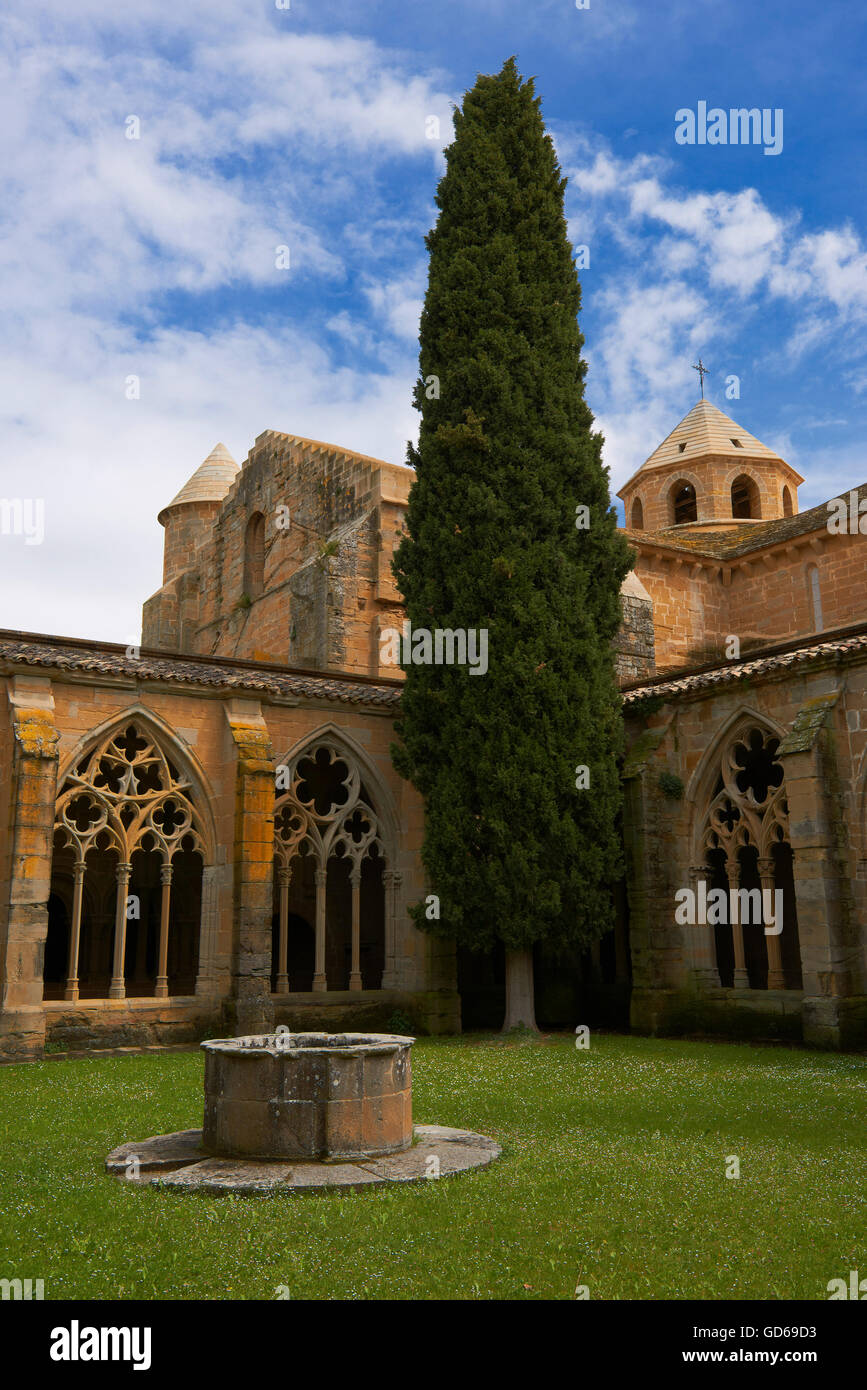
[726,858,750,990]
[759,855,785,989]
[349,864,362,992]
[275,864,292,994]
[312,865,328,992]
[689,864,721,988]
[63,861,87,1002]
[109,862,132,999]
[381,869,401,990]
[155,863,173,998]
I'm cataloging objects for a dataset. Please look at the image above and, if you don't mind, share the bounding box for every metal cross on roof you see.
[692,358,709,399]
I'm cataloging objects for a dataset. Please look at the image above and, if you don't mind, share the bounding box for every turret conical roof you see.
[159,443,239,523]
[617,400,803,495]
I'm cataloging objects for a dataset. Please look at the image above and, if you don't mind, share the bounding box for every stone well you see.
[202,1031,413,1161]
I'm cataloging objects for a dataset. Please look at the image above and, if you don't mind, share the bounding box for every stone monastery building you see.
[1,397,866,1059]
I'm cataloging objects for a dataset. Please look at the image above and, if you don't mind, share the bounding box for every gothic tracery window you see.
[45,722,206,1001]
[699,723,801,992]
[273,740,388,993]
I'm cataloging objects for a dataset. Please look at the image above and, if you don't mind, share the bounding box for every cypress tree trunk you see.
[504,949,539,1032]
[392,58,632,1036]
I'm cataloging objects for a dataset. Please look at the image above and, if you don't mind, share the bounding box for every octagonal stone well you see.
[202,1032,413,1161]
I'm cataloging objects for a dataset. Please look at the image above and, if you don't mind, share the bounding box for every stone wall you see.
[622,643,867,1050]
[143,432,411,679]
[0,648,458,1059]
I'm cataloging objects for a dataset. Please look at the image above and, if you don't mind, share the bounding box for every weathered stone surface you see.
[106,1125,501,1193]
[106,1129,204,1174]
[201,1032,413,1160]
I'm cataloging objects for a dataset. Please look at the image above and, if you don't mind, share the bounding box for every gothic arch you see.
[57,706,217,861]
[274,723,399,859]
[271,724,398,993]
[687,708,800,992]
[46,710,216,1001]
[685,706,788,851]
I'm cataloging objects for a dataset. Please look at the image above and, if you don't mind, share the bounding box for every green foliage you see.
[386,1009,415,1036]
[658,771,685,800]
[236,593,252,611]
[316,539,340,567]
[392,58,632,955]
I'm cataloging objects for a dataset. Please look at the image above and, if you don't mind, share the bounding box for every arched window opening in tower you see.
[243,511,266,599]
[731,474,760,519]
[672,481,697,525]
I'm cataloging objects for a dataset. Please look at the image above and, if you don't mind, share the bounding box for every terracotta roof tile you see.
[0,634,401,708]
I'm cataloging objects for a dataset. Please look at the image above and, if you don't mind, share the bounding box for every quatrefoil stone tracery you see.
[700,725,789,865]
[53,723,205,866]
[274,743,385,870]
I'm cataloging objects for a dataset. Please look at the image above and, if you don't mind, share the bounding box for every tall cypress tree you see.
[392,57,632,1029]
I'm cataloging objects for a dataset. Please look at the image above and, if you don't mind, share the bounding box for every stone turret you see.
[158,444,239,585]
[618,400,804,533]
[143,444,239,651]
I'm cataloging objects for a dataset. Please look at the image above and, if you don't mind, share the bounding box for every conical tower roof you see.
[158,443,239,523]
[618,400,803,495]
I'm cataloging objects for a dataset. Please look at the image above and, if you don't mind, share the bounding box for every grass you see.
[0,1032,865,1300]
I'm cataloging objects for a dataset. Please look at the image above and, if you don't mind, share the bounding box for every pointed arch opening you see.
[695,719,801,992]
[630,496,644,530]
[272,733,394,994]
[44,719,210,1001]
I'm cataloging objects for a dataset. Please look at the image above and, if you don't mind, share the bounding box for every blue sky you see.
[1,0,865,641]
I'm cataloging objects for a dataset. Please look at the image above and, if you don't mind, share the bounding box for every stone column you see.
[195,865,221,997]
[380,868,401,990]
[688,864,721,988]
[155,863,173,998]
[758,855,785,990]
[64,860,86,1002]
[275,864,291,994]
[778,692,863,1049]
[109,862,132,998]
[621,718,683,1034]
[349,864,362,992]
[223,700,275,1036]
[0,678,60,1059]
[726,857,750,990]
[313,866,327,992]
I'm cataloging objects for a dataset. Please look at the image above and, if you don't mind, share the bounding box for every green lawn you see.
[0,1032,865,1300]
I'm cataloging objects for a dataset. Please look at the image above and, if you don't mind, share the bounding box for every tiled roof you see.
[618,400,795,496]
[0,634,402,708]
[623,628,867,706]
[624,483,867,560]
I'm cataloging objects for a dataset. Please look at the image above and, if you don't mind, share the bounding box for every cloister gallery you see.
[1,396,866,1059]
